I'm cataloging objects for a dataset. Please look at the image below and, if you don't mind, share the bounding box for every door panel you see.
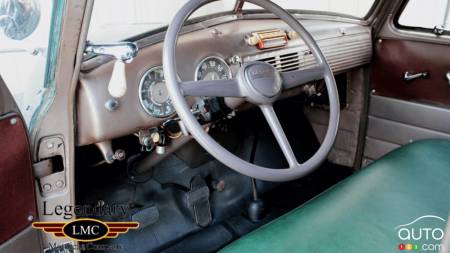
[372,39,450,107]
[0,76,40,251]
[363,38,450,166]
[0,113,37,243]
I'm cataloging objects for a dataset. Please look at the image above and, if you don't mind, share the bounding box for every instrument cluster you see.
[138,56,232,118]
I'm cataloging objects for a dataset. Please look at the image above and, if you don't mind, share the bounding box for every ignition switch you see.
[138,129,155,152]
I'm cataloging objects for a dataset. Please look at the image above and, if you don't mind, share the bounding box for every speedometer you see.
[195,56,232,81]
[139,66,175,118]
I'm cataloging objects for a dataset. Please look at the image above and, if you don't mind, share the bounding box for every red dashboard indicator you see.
[398,243,405,250]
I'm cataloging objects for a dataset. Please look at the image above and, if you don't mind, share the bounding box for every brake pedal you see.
[187,175,212,227]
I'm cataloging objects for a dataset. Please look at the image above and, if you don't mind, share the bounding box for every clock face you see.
[195,56,232,81]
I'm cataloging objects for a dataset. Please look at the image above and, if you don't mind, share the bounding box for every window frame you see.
[0,0,64,130]
[90,0,381,43]
[28,0,65,131]
[240,0,380,20]
[394,0,450,36]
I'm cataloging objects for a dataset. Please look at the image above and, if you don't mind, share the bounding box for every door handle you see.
[446,71,450,85]
[403,71,429,82]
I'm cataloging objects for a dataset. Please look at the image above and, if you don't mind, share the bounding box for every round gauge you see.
[195,56,232,81]
[139,66,175,118]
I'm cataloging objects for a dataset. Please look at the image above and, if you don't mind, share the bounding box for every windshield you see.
[88,0,376,43]
[88,0,235,43]
[243,0,376,18]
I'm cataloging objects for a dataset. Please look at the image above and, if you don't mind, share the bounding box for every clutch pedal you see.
[187,175,212,227]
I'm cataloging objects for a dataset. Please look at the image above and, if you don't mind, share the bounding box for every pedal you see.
[187,175,212,227]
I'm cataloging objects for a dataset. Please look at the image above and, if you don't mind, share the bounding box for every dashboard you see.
[77,18,372,146]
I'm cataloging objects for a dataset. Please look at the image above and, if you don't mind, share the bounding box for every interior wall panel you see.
[363,95,450,164]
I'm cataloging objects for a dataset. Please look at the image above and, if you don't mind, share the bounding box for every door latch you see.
[403,71,429,82]
[34,136,66,195]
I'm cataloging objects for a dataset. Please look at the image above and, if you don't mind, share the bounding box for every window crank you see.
[403,71,429,82]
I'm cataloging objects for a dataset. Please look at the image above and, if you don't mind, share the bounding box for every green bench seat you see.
[221,139,450,253]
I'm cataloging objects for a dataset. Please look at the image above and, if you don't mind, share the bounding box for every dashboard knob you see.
[113,149,126,161]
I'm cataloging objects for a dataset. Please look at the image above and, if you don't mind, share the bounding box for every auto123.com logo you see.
[396,215,447,252]
[33,218,139,242]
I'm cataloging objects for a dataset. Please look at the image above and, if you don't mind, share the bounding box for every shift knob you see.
[247,199,265,222]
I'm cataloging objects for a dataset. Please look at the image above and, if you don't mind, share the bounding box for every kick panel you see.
[362,95,450,166]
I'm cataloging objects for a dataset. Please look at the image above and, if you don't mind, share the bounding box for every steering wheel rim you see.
[163,0,340,182]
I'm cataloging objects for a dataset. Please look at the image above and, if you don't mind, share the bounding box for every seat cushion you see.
[221,139,450,253]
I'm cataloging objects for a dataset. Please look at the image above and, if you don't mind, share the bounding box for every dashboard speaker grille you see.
[260,52,302,73]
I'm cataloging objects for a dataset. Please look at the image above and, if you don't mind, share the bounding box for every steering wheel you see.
[163,0,340,182]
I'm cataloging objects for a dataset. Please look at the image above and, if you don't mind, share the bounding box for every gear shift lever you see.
[248,178,265,222]
[247,133,265,222]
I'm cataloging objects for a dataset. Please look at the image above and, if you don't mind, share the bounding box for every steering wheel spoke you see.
[180,79,244,97]
[259,104,299,168]
[281,65,325,90]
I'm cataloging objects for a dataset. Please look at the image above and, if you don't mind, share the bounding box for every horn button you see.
[242,62,282,100]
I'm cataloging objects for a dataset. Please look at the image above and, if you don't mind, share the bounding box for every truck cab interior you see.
[0,0,449,252]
